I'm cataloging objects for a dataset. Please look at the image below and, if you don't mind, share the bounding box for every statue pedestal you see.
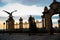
[19,17,23,29]
[6,17,15,30]
[28,16,37,32]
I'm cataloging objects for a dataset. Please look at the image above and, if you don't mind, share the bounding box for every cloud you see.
[0,1,59,23]
[0,3,44,17]
[1,0,60,7]
[0,0,53,6]
[1,0,14,3]
[52,19,59,22]
[52,14,59,19]
[0,0,6,6]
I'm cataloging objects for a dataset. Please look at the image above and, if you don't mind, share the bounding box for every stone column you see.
[6,17,15,30]
[45,17,53,34]
[42,16,45,28]
[6,20,8,30]
[28,15,33,30]
[45,17,52,29]
[58,14,60,29]
[19,17,23,29]
[28,15,37,32]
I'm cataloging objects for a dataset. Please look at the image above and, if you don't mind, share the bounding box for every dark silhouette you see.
[19,17,23,29]
[3,10,17,30]
[0,0,60,35]
[3,10,17,17]
[42,0,60,34]
[28,15,37,33]
[58,14,60,32]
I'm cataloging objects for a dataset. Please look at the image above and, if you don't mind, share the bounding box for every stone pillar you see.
[19,17,23,29]
[42,18,44,28]
[45,17,53,34]
[6,20,8,30]
[28,15,37,32]
[28,15,32,29]
[3,22,5,30]
[41,15,45,28]
[42,6,48,28]
[58,19,60,30]
[58,14,60,29]
[24,22,28,29]
[6,17,15,30]
[45,17,52,29]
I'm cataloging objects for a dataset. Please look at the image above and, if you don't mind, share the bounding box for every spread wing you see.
[3,10,10,14]
[11,10,17,14]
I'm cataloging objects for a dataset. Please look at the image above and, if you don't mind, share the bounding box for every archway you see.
[42,0,60,34]
[52,14,59,28]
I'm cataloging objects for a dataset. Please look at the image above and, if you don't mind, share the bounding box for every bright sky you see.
[0,0,59,19]
[0,0,60,16]
[0,0,60,29]
[0,3,44,17]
